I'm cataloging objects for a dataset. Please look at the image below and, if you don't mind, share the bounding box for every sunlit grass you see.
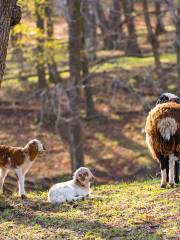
[0,180,179,239]
[91,53,176,73]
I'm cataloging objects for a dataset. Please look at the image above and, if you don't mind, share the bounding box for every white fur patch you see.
[169,154,176,186]
[157,117,177,141]
[161,169,167,186]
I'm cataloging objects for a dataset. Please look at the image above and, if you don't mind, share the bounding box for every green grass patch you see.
[0,179,179,239]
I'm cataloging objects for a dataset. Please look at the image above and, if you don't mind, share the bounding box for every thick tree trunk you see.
[35,2,47,88]
[67,0,84,172]
[143,0,162,72]
[155,0,166,35]
[0,1,21,86]
[122,0,141,56]
[45,1,61,83]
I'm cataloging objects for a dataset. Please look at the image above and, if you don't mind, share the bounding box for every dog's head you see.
[156,93,179,105]
[25,139,46,160]
[74,167,94,186]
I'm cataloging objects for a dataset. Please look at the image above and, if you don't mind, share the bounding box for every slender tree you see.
[82,0,97,61]
[94,0,112,49]
[81,7,95,117]
[45,0,61,83]
[166,0,180,93]
[143,0,162,72]
[109,0,124,49]
[155,0,166,35]
[66,0,84,171]
[122,0,141,56]
[35,1,47,88]
[0,1,21,85]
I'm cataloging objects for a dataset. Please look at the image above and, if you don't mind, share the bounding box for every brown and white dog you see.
[48,167,94,203]
[0,139,45,198]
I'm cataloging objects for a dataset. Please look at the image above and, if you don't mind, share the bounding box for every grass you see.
[0,179,179,240]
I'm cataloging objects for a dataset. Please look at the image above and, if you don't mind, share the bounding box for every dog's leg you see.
[169,154,176,187]
[15,168,26,199]
[0,168,9,194]
[175,160,179,184]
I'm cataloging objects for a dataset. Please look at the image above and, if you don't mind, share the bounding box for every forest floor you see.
[0,180,179,240]
[0,37,180,239]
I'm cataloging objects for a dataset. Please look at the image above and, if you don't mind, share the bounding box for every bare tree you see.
[66,0,84,171]
[0,1,21,85]
[35,1,47,88]
[109,0,124,50]
[166,0,180,93]
[94,0,112,49]
[143,0,162,72]
[82,0,97,61]
[122,0,141,56]
[155,0,166,35]
[45,0,61,84]
[95,0,125,50]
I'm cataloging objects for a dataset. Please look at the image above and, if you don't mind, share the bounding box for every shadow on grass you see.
[84,113,158,183]
[0,196,163,240]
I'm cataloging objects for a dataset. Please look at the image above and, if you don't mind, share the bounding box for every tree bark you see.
[155,0,166,35]
[143,0,162,72]
[45,0,61,84]
[94,1,112,50]
[166,1,180,94]
[81,13,95,117]
[82,0,97,61]
[35,1,47,88]
[109,0,124,50]
[66,0,84,172]
[0,1,21,86]
[122,0,141,56]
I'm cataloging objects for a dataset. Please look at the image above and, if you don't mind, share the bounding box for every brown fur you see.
[0,143,38,169]
[145,101,180,160]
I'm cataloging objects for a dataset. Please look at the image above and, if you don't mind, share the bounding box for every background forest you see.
[0,1,179,239]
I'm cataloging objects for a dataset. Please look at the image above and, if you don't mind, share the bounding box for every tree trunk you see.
[67,0,84,172]
[0,1,21,86]
[166,1,180,94]
[35,1,47,88]
[109,0,124,50]
[83,0,97,61]
[174,5,180,92]
[143,0,162,72]
[45,0,61,84]
[94,1,112,50]
[81,13,95,117]
[122,0,141,56]
[155,0,166,35]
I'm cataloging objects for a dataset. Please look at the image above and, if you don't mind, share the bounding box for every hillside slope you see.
[0,179,179,240]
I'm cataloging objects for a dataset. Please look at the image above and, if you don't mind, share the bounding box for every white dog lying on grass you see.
[48,167,94,203]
